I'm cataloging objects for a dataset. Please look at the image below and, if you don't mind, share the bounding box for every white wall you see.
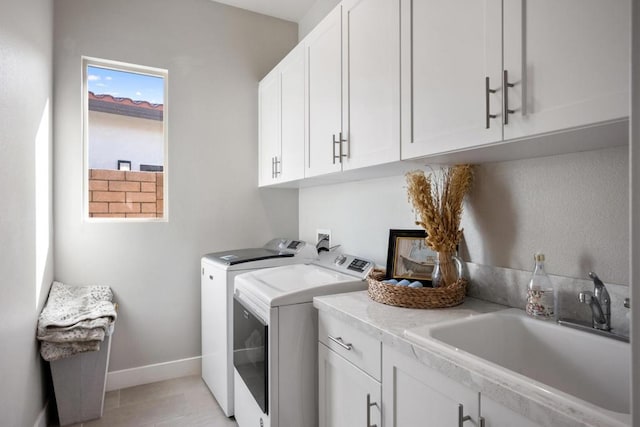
[0,0,54,425]
[54,0,299,372]
[298,0,340,40]
[88,111,164,171]
[299,146,629,285]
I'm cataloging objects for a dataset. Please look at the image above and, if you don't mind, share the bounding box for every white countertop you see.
[313,291,630,427]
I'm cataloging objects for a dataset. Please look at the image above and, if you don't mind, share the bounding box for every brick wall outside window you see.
[88,169,164,218]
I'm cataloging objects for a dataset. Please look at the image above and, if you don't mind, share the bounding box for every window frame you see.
[82,56,169,222]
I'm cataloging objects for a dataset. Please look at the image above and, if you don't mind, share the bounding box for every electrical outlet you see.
[316,229,331,252]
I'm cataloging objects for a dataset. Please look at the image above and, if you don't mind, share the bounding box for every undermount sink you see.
[404,308,630,417]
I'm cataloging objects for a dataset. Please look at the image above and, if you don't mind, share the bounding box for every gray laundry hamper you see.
[50,323,114,426]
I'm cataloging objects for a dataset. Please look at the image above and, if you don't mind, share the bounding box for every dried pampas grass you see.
[406,165,473,253]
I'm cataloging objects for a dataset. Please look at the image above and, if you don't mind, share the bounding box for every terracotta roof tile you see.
[88,91,164,121]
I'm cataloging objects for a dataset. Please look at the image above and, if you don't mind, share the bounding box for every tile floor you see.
[51,375,238,427]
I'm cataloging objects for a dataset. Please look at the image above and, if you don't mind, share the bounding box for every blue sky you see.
[87,66,164,104]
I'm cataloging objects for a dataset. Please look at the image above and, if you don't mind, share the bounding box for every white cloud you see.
[105,76,112,81]
[96,83,106,87]
[87,75,100,81]
[136,91,142,96]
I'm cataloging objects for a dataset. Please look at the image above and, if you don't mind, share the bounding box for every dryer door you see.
[233,296,268,414]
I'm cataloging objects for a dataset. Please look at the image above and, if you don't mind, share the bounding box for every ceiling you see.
[213,0,317,22]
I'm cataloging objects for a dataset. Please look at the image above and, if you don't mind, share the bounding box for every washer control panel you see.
[314,252,374,279]
[347,258,371,273]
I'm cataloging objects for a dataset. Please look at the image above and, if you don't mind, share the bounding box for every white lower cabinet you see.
[319,343,382,427]
[318,311,382,426]
[383,345,479,426]
[318,313,544,427]
[382,345,543,427]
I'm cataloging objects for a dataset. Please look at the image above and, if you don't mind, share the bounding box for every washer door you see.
[233,296,268,414]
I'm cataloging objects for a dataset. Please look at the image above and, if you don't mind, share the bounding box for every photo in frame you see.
[385,229,437,283]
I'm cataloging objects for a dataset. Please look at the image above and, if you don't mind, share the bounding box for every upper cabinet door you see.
[258,70,280,186]
[401,0,503,160]
[279,45,306,183]
[502,0,630,140]
[341,0,401,171]
[305,5,344,178]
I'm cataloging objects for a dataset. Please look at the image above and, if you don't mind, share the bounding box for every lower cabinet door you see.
[319,342,381,427]
[383,345,479,427]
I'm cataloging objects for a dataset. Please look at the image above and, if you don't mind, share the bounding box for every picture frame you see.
[117,160,131,171]
[385,229,437,282]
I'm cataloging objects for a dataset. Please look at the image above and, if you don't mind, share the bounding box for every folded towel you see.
[37,281,117,361]
[40,340,103,361]
[37,317,111,343]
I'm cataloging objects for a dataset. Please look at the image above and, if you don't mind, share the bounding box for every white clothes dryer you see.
[201,239,317,417]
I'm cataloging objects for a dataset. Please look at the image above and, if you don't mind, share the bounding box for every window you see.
[83,57,168,221]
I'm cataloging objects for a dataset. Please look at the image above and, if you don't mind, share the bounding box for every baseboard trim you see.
[106,356,201,391]
[34,401,49,427]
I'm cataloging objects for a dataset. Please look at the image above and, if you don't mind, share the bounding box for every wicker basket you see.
[367,269,466,309]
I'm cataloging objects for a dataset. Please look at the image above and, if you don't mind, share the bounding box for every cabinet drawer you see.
[318,312,381,381]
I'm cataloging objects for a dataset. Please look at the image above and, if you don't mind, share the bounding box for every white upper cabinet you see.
[279,46,306,182]
[401,0,630,161]
[341,0,400,171]
[258,45,305,186]
[502,0,630,140]
[259,69,281,186]
[305,6,343,178]
[305,0,400,178]
[260,0,630,186]
[401,0,503,160]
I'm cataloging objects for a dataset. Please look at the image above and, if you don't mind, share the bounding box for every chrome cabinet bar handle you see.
[485,77,497,129]
[340,131,349,160]
[366,393,378,427]
[333,133,348,164]
[503,70,515,125]
[458,404,472,427]
[271,157,275,178]
[274,156,281,177]
[327,335,352,350]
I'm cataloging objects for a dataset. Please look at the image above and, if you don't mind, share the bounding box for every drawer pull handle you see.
[366,393,378,427]
[458,404,472,426]
[328,335,353,351]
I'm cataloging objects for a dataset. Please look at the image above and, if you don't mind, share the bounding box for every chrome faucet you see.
[578,272,611,331]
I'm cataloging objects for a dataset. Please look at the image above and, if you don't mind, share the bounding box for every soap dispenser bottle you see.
[525,253,555,321]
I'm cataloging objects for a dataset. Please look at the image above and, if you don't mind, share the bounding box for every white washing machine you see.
[232,251,374,427]
[201,239,317,417]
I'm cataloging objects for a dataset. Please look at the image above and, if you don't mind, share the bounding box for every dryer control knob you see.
[335,254,347,265]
